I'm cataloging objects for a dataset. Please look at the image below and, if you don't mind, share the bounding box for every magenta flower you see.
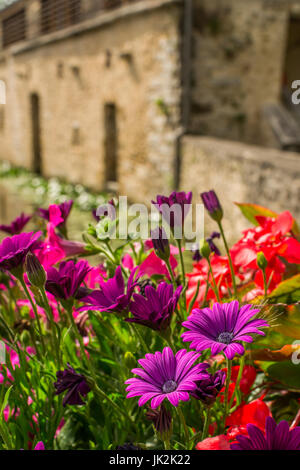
[126,282,182,331]
[79,265,139,314]
[125,347,210,408]
[181,300,268,360]
[54,364,90,407]
[34,442,45,450]
[35,223,86,269]
[152,191,192,229]
[45,260,91,300]
[231,417,300,450]
[38,200,73,227]
[0,231,42,273]
[0,213,32,235]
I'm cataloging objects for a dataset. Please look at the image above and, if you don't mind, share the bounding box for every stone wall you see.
[180,135,300,242]
[190,0,291,147]
[0,0,183,203]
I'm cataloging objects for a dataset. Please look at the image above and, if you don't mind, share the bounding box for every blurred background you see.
[0,0,299,240]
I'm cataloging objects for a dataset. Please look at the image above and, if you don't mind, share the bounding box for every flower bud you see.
[151,227,170,262]
[201,190,223,222]
[199,238,211,260]
[25,253,46,288]
[146,404,172,442]
[124,351,136,370]
[257,251,268,271]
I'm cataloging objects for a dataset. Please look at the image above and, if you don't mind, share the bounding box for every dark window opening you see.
[2,9,26,48]
[30,93,42,175]
[104,103,118,184]
[41,0,81,35]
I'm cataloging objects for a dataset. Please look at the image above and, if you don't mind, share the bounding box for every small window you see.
[2,9,26,48]
[41,0,81,35]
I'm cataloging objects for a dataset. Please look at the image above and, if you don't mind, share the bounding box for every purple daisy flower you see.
[181,300,269,360]
[152,191,192,229]
[54,364,90,407]
[38,200,73,226]
[79,265,139,314]
[0,213,32,235]
[231,417,300,450]
[126,282,182,331]
[191,370,226,406]
[0,231,42,273]
[125,347,210,408]
[45,260,91,300]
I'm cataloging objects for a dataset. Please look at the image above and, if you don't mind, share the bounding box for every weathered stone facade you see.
[181,135,300,241]
[0,0,299,221]
[0,0,182,202]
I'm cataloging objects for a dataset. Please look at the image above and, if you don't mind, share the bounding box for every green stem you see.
[131,323,149,353]
[262,269,268,298]
[207,257,221,302]
[201,276,210,307]
[65,305,131,422]
[163,437,170,450]
[229,352,245,409]
[66,305,91,371]
[202,408,211,440]
[187,280,200,315]
[176,239,186,287]
[165,258,177,289]
[40,287,61,366]
[18,277,45,356]
[92,382,134,424]
[218,221,237,298]
[177,406,189,445]
[223,358,232,430]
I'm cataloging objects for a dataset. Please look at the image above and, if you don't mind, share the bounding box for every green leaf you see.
[266,361,300,390]
[235,202,278,226]
[0,385,13,416]
[235,202,300,236]
[268,274,300,304]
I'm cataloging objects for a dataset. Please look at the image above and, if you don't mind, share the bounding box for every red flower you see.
[230,211,300,299]
[226,398,271,430]
[196,435,230,450]
[186,255,234,308]
[220,365,257,404]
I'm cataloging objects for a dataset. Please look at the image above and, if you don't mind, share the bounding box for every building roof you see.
[0,0,20,12]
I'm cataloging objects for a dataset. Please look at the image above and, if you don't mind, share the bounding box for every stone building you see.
[0,0,299,230]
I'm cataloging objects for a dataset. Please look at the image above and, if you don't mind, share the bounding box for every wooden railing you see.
[1,0,142,48]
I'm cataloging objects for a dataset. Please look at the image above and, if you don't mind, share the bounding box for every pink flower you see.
[138,251,177,279]
[34,441,45,450]
[84,264,106,289]
[35,223,86,269]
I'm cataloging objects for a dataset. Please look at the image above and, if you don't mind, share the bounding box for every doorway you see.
[30,93,42,175]
[104,103,118,185]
